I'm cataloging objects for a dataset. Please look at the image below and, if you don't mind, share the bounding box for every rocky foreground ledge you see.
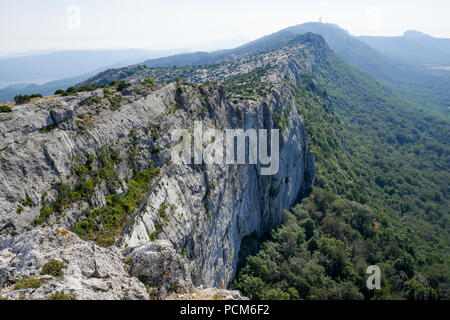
[0,227,246,300]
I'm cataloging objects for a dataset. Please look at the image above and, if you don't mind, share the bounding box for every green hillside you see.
[233,47,449,300]
[284,23,450,112]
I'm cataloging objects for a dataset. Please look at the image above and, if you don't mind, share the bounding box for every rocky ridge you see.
[0,35,328,299]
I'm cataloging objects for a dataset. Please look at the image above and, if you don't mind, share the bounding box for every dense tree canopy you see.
[234,55,449,300]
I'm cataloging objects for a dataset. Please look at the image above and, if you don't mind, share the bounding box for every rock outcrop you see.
[0,227,149,300]
[126,240,193,298]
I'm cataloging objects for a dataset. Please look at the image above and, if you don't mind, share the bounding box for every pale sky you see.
[1,0,449,56]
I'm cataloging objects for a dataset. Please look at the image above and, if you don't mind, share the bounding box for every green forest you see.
[233,51,449,300]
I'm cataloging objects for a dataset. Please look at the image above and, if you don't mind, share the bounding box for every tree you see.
[234,275,266,300]
[405,276,437,300]
[264,288,290,300]
[0,105,12,113]
[394,252,415,278]
[66,87,76,94]
[117,80,130,91]
[328,282,364,300]
[13,93,42,104]
[286,287,300,300]
[14,94,31,104]
[319,238,348,279]
[143,78,155,85]
[307,237,319,252]
[303,219,315,240]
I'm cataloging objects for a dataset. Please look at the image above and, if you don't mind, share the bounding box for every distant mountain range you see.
[0,49,185,101]
[0,73,96,102]
[138,22,450,111]
[358,30,450,66]
[0,49,186,83]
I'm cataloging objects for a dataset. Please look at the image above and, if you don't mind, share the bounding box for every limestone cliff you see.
[0,35,325,299]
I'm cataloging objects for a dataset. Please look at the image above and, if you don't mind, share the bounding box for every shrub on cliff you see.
[0,105,12,112]
[41,260,67,277]
[13,94,42,104]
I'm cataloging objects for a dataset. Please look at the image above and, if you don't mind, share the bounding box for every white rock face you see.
[120,86,315,287]
[0,39,318,297]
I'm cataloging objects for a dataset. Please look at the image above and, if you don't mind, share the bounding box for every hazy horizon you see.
[1,0,450,56]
